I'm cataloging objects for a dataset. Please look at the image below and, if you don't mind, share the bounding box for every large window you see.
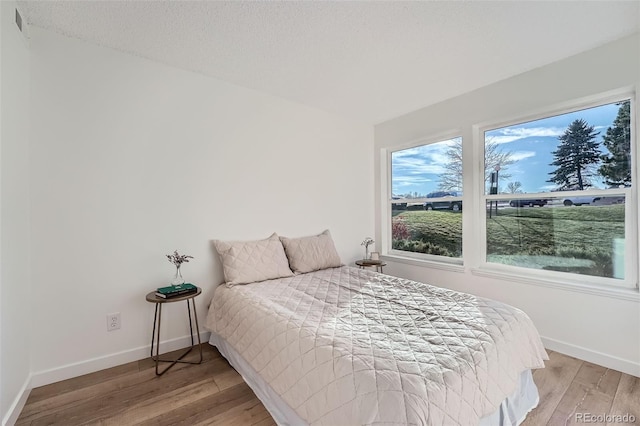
[390,137,463,260]
[482,98,634,286]
[385,94,636,289]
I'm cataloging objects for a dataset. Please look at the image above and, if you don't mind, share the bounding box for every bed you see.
[205,231,548,425]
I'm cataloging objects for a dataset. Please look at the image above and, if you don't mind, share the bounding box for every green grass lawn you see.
[392,205,625,278]
[392,210,462,257]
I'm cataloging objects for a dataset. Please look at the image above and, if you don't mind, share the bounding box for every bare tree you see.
[438,138,515,192]
[506,181,523,194]
[438,140,463,191]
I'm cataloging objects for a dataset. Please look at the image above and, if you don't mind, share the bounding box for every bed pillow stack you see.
[280,230,342,274]
[213,233,293,287]
[213,230,342,285]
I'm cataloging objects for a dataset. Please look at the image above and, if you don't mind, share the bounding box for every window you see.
[389,137,463,261]
[481,98,634,286]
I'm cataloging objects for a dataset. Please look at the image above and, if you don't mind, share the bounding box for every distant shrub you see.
[392,219,411,240]
[392,239,452,257]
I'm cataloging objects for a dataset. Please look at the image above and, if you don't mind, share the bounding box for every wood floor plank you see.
[136,382,256,426]
[607,373,640,426]
[17,367,159,424]
[26,361,140,404]
[191,398,272,426]
[546,362,621,425]
[574,362,622,396]
[547,381,614,425]
[18,347,220,424]
[102,376,221,425]
[211,365,245,391]
[251,416,278,426]
[22,353,228,425]
[520,350,584,426]
[34,360,230,424]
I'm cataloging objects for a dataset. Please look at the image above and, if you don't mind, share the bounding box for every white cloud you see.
[393,157,446,175]
[510,151,536,161]
[393,175,433,187]
[392,147,422,158]
[392,140,459,175]
[391,138,461,191]
[487,126,565,144]
[537,184,557,192]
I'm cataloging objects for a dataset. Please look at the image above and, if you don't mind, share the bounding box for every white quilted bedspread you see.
[205,266,548,425]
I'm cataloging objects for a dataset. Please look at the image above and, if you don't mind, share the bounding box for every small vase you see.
[170,265,185,287]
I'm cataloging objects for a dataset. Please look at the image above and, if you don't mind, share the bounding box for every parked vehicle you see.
[562,196,595,206]
[424,191,462,212]
[406,203,425,211]
[509,199,547,207]
[592,196,625,205]
[563,195,625,206]
[391,196,407,210]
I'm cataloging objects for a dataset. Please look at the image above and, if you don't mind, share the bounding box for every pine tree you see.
[548,119,601,190]
[599,101,631,187]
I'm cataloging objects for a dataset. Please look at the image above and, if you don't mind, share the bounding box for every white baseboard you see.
[541,336,640,377]
[2,377,31,426]
[30,331,210,388]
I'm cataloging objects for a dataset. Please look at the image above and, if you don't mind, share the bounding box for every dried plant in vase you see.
[361,237,374,260]
[166,250,194,286]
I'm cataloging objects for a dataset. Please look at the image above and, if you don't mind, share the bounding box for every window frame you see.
[384,131,465,267]
[471,90,637,289]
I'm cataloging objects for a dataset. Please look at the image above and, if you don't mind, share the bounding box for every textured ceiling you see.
[17,1,640,124]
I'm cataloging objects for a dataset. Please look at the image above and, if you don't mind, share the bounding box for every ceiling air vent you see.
[15,8,22,32]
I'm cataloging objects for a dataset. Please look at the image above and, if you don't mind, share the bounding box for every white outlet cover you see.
[107,312,121,331]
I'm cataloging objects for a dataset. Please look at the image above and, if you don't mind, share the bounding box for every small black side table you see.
[355,259,387,273]
[145,287,203,376]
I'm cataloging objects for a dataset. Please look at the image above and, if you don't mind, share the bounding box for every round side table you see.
[355,260,387,273]
[145,287,203,376]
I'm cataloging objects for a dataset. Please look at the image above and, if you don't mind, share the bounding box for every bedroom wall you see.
[0,1,32,424]
[375,34,640,376]
[27,27,373,384]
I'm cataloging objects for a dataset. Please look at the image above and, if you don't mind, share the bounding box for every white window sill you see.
[471,267,640,302]
[381,253,465,273]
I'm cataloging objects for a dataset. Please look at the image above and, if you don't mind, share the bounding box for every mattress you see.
[205,266,548,425]
[208,332,539,426]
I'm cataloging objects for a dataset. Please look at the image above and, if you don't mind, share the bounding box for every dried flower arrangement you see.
[166,250,194,267]
[361,237,374,260]
[167,250,194,286]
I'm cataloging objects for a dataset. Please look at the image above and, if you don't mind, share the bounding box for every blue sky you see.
[392,101,627,196]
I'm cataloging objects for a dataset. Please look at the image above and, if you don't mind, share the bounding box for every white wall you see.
[27,28,373,383]
[375,34,640,376]
[0,1,32,423]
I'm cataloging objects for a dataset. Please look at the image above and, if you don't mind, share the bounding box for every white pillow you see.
[213,233,293,286]
[280,230,343,274]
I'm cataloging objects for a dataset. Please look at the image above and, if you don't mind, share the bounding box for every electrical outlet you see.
[107,312,121,331]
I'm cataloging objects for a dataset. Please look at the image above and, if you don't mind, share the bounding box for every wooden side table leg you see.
[150,302,159,358]
[154,303,163,375]
[187,299,194,346]
[190,298,203,363]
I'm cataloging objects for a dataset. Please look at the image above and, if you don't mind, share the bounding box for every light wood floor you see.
[16,345,639,425]
[522,350,639,426]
